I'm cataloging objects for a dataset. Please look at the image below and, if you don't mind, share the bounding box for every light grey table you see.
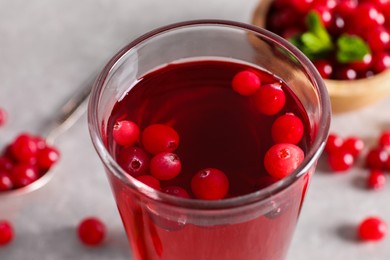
[0,0,389,259]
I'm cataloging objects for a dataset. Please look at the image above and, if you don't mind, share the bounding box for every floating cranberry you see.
[253,82,286,116]
[325,133,344,154]
[191,168,229,200]
[327,150,354,172]
[367,170,386,189]
[264,143,304,179]
[271,113,304,145]
[77,217,106,246]
[342,136,365,157]
[366,147,388,169]
[379,131,390,147]
[12,165,39,188]
[0,108,6,127]
[358,217,387,241]
[163,186,190,198]
[0,221,13,246]
[150,152,181,181]
[37,146,60,170]
[372,52,390,73]
[141,124,179,155]
[117,147,149,177]
[112,120,140,147]
[11,133,38,163]
[0,172,13,191]
[136,175,161,191]
[231,70,261,96]
[314,59,333,79]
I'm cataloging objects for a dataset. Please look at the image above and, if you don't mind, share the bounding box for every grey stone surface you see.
[0,0,389,259]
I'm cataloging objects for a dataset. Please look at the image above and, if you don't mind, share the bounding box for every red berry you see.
[328,14,346,36]
[351,3,382,31]
[112,120,140,147]
[335,66,357,80]
[0,108,7,127]
[290,0,314,14]
[163,186,190,198]
[349,54,372,72]
[0,172,13,191]
[253,82,286,116]
[379,131,390,147]
[0,221,13,246]
[358,217,387,241]
[264,143,304,179]
[314,59,333,79]
[342,136,364,157]
[367,170,386,189]
[372,52,390,73]
[12,165,39,188]
[117,147,149,177]
[231,70,261,96]
[271,113,304,145]
[313,5,333,27]
[268,9,299,32]
[325,133,344,154]
[0,157,13,172]
[366,26,390,53]
[317,0,337,9]
[191,168,229,200]
[366,147,388,169]
[77,217,106,246]
[141,124,179,154]
[11,133,38,163]
[327,150,354,172]
[135,175,161,191]
[37,146,60,170]
[150,152,181,181]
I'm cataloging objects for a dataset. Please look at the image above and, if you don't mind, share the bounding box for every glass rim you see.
[88,19,331,210]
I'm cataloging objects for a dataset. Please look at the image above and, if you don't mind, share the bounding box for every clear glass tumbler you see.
[88,20,331,260]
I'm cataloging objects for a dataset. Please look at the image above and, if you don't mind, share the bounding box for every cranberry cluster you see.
[266,0,390,80]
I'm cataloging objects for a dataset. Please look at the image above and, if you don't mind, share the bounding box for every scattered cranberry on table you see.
[358,216,387,241]
[0,220,13,246]
[77,217,106,246]
[0,107,7,127]
[367,170,386,190]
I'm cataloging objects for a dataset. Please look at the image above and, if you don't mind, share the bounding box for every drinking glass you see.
[88,20,331,260]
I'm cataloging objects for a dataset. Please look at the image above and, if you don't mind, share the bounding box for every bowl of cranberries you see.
[252,0,390,113]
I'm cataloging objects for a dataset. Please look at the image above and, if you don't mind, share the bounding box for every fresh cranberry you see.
[264,143,304,179]
[141,124,179,155]
[379,131,390,147]
[253,82,286,116]
[360,0,390,8]
[335,0,358,17]
[12,165,39,188]
[268,9,301,32]
[314,59,333,79]
[351,3,382,32]
[0,157,13,172]
[77,217,106,246]
[231,70,261,96]
[37,146,60,170]
[11,133,38,163]
[366,147,389,169]
[33,136,47,151]
[271,113,304,145]
[117,147,149,177]
[372,52,390,73]
[163,186,190,198]
[191,168,229,200]
[327,150,354,172]
[342,136,365,157]
[313,5,333,28]
[328,14,346,36]
[367,170,386,189]
[112,120,140,147]
[325,133,344,154]
[317,0,337,9]
[358,217,387,241]
[150,152,181,181]
[0,172,13,191]
[135,175,161,191]
[349,54,372,72]
[0,221,13,246]
[365,27,390,53]
[289,0,314,14]
[335,66,358,80]
[0,108,6,127]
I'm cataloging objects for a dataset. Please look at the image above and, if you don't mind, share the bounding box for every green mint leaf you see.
[336,34,371,63]
[306,11,332,47]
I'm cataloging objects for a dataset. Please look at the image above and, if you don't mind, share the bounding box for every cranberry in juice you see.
[107,60,311,260]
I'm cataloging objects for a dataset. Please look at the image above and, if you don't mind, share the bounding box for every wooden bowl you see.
[251,0,390,113]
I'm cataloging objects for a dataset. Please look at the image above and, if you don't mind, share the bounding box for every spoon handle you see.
[42,74,97,144]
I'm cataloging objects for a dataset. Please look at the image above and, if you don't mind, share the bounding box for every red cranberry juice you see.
[107,60,311,260]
